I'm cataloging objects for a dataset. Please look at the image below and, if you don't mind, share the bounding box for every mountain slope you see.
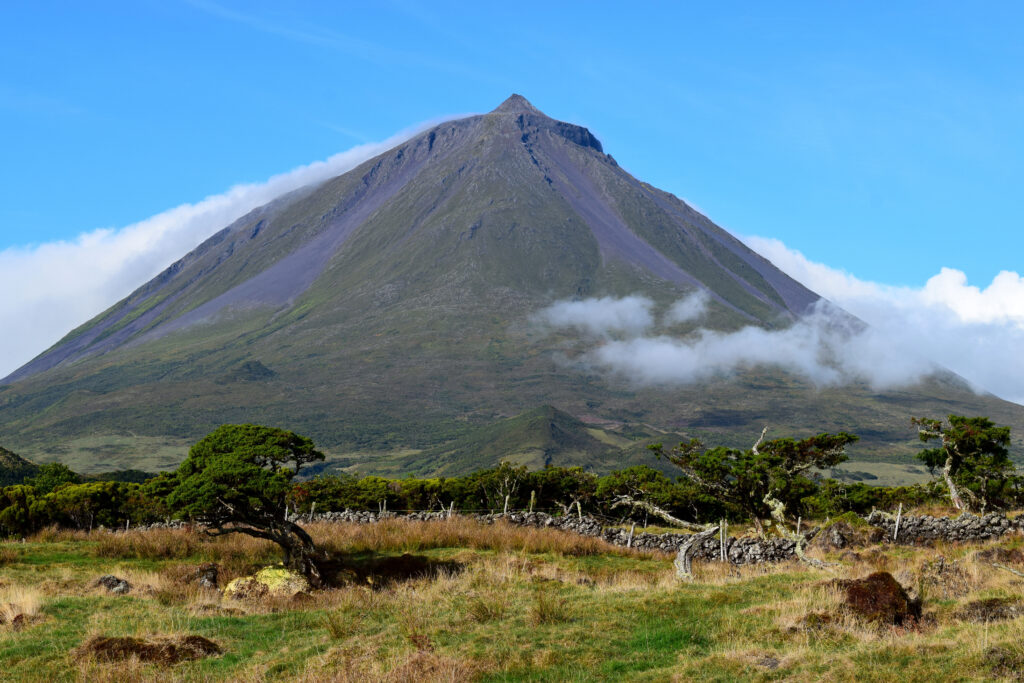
[2,95,1022,474]
[397,405,627,476]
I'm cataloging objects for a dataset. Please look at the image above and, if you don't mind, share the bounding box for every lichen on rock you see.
[223,565,310,601]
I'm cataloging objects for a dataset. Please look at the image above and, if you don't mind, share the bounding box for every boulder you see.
[223,566,310,601]
[95,575,132,595]
[196,563,219,590]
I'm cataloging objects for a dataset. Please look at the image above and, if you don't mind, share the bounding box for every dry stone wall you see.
[303,509,800,564]
[298,509,1024,564]
[865,511,1019,544]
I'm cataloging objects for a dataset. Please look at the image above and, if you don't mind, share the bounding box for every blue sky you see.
[4,1,1023,284]
[2,1,1024,400]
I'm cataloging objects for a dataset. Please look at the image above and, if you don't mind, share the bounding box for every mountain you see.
[396,405,639,477]
[2,95,1023,476]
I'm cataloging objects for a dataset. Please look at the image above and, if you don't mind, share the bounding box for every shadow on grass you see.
[320,553,464,590]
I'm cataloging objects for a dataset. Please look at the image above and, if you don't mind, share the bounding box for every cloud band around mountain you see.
[536,240,1024,405]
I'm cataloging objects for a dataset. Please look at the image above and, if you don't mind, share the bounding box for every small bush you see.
[529,587,569,625]
[467,594,508,623]
[324,610,360,640]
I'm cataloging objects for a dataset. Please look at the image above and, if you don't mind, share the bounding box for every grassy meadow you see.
[0,518,1022,681]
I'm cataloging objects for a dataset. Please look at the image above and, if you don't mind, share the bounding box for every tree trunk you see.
[943,453,965,511]
[276,521,323,588]
[763,491,833,569]
[674,526,720,581]
[610,495,711,532]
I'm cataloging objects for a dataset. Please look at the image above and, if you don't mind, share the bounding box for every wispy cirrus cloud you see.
[185,0,485,79]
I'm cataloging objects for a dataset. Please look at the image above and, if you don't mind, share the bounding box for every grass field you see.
[1,518,1023,681]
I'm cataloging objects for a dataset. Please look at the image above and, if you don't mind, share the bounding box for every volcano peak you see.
[491,93,541,115]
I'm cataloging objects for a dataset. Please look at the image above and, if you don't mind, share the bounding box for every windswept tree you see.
[163,424,325,585]
[913,415,1012,512]
[649,428,858,537]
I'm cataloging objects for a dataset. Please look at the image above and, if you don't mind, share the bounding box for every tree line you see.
[0,414,1014,545]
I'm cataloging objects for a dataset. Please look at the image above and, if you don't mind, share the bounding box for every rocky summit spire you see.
[491,93,541,115]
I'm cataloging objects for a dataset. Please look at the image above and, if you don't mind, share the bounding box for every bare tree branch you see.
[751,426,769,455]
[611,495,714,532]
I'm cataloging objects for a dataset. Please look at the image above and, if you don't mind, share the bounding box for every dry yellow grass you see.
[309,516,653,558]
[0,584,41,625]
[15,513,1024,680]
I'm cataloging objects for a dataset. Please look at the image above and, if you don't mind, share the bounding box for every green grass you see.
[1,520,1023,680]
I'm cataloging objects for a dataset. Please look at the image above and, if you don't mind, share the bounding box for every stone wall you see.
[302,509,800,564]
[865,511,1019,544]
[298,508,1024,563]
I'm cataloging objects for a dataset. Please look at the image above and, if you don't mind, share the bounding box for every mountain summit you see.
[492,93,542,114]
[2,96,1021,472]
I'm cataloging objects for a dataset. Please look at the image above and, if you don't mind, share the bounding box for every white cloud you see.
[749,237,1024,404]
[535,240,1024,405]
[664,289,710,324]
[0,119,444,380]
[533,295,655,337]
[541,296,934,390]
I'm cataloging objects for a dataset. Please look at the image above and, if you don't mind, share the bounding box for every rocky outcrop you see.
[95,574,132,594]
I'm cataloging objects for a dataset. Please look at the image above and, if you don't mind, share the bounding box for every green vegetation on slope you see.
[398,405,624,476]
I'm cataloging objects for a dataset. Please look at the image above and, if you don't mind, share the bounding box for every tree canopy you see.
[25,462,81,495]
[649,428,858,536]
[914,415,1013,512]
[164,424,325,583]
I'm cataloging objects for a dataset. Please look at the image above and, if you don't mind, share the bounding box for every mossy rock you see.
[811,512,877,550]
[223,565,310,600]
[824,511,872,530]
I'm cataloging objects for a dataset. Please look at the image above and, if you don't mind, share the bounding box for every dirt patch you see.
[755,655,780,670]
[838,572,922,626]
[1,613,27,631]
[957,598,1024,622]
[75,635,221,665]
